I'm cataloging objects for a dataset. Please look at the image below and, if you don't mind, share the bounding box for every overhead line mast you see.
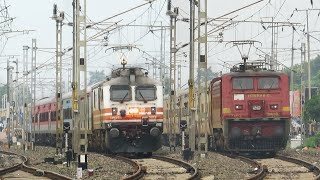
[166,0,178,152]
[31,39,37,150]
[72,0,89,161]
[189,0,196,153]
[52,4,64,155]
[197,0,209,153]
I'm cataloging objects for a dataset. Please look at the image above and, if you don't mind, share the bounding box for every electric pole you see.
[12,60,18,133]
[72,0,89,163]
[22,45,29,150]
[300,42,306,142]
[52,4,64,155]
[197,0,209,153]
[160,21,164,86]
[6,59,13,148]
[31,39,37,150]
[290,27,295,91]
[306,12,311,100]
[166,0,178,152]
[189,0,196,153]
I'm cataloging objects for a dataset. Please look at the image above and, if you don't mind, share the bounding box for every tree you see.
[89,70,106,85]
[303,94,320,123]
[284,55,320,90]
[0,84,7,108]
[198,67,218,83]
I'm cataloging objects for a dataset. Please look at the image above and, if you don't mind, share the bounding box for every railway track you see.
[0,150,71,180]
[220,153,266,180]
[122,155,199,180]
[255,155,320,180]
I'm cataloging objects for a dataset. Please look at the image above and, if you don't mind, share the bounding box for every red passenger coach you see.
[210,63,290,153]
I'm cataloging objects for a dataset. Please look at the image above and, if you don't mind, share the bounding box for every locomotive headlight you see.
[252,105,261,111]
[235,105,243,110]
[112,108,117,116]
[231,127,242,138]
[129,107,139,114]
[270,104,278,110]
[151,107,156,115]
[274,126,284,136]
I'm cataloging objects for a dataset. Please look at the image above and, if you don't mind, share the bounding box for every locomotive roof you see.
[101,67,162,86]
[223,70,286,77]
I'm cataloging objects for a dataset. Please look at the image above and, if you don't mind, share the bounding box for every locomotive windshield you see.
[232,78,253,90]
[135,85,157,101]
[110,85,131,102]
[258,77,279,89]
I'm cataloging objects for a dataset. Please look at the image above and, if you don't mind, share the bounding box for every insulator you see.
[167,0,171,11]
[60,12,65,20]
[53,4,57,16]
[174,7,179,15]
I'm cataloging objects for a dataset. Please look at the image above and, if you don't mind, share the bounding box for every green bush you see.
[303,133,320,148]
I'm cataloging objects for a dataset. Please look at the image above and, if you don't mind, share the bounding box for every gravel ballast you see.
[5,146,133,180]
[155,146,254,180]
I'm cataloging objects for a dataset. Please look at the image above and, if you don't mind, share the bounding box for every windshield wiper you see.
[269,80,275,89]
[139,91,147,103]
[238,81,243,90]
[120,92,128,103]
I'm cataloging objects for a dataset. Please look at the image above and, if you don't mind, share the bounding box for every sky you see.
[0,0,320,98]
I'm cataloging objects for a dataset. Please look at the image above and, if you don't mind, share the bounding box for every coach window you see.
[110,85,131,102]
[135,85,156,102]
[258,77,279,89]
[232,77,253,90]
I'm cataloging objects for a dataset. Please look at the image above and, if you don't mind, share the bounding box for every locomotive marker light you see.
[112,108,117,116]
[235,105,243,110]
[270,104,278,110]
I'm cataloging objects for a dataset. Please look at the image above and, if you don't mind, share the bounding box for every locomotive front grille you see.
[228,137,287,151]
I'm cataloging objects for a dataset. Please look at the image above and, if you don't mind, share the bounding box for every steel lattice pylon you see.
[196,0,209,153]
[72,0,89,156]
[52,4,64,155]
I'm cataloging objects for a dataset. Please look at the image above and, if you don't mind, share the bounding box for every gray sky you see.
[0,0,319,97]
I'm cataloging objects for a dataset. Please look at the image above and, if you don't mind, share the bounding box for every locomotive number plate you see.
[234,94,244,100]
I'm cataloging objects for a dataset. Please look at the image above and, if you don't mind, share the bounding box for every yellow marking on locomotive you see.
[282,106,290,112]
[266,112,280,117]
[222,108,231,114]
[247,94,271,98]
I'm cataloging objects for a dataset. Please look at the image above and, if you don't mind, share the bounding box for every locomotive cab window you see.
[110,85,131,102]
[258,77,279,89]
[232,77,253,90]
[135,85,157,102]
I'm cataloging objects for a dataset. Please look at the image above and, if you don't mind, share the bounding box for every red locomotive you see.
[210,62,290,153]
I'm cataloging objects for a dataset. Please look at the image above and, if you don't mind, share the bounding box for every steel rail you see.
[152,155,200,180]
[275,155,320,180]
[221,153,266,180]
[106,155,143,180]
[0,151,71,180]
